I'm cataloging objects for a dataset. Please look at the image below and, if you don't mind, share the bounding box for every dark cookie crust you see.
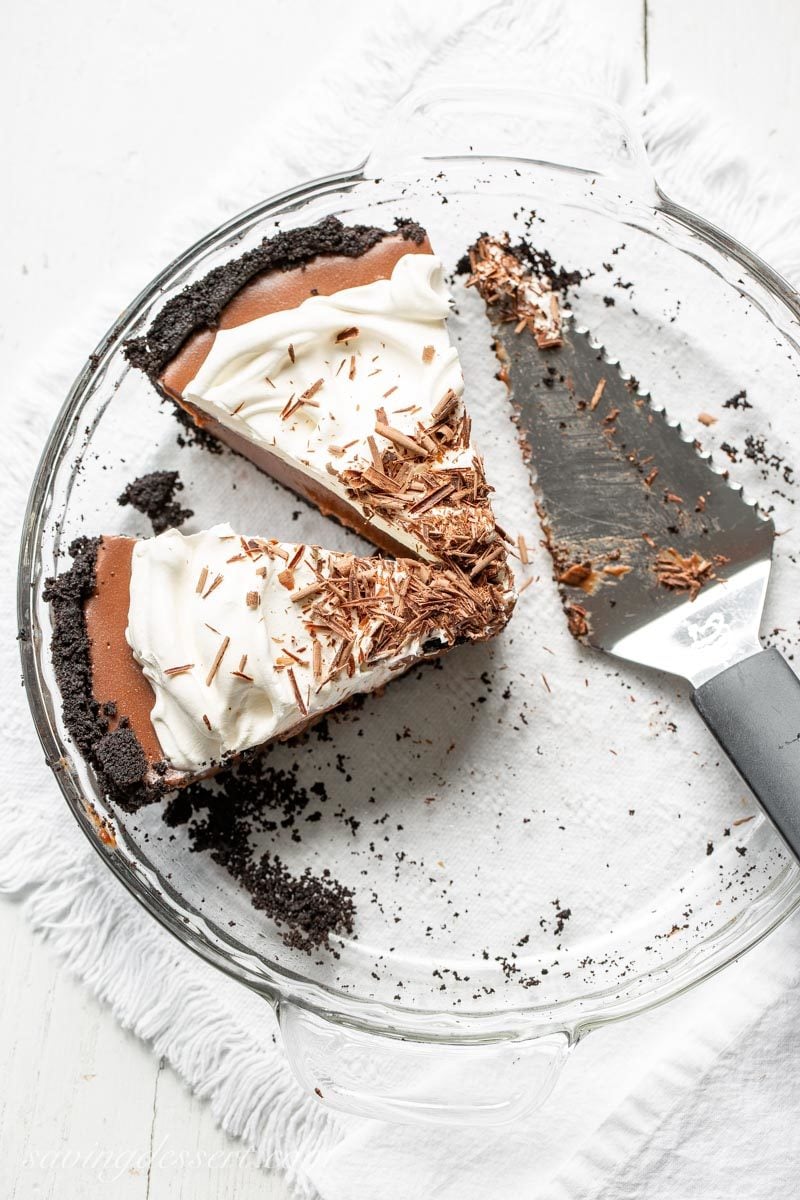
[506,239,583,295]
[43,537,101,763]
[43,539,157,810]
[118,470,193,535]
[164,757,355,952]
[125,216,426,381]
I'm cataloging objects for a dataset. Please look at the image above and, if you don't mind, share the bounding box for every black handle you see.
[693,647,800,862]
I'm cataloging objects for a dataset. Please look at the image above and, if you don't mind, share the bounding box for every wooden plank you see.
[0,899,292,1198]
[0,901,155,1199]
[648,0,800,183]
[147,1065,292,1200]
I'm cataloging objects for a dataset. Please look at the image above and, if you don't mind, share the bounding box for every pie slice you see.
[125,216,515,600]
[45,524,505,805]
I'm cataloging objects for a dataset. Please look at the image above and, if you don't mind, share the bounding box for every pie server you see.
[493,314,800,862]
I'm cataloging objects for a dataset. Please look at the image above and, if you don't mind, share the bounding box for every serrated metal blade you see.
[496,318,775,686]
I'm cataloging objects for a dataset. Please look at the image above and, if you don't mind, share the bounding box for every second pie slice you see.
[46,525,506,805]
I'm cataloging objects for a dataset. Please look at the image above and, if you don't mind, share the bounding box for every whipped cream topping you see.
[182,253,472,560]
[126,524,450,773]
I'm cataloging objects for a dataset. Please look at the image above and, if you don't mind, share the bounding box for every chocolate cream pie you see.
[45,217,517,807]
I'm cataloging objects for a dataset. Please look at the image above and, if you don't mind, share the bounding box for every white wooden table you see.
[3,1,800,1195]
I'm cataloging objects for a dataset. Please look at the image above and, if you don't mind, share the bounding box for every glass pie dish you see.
[18,86,800,1125]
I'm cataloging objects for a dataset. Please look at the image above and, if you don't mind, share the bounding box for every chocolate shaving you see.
[286,667,307,716]
[301,378,324,402]
[431,388,459,423]
[558,562,593,588]
[375,421,427,459]
[654,548,728,600]
[287,544,306,570]
[206,635,230,686]
[564,604,587,638]
[361,466,404,494]
[366,435,383,472]
[202,573,224,599]
[589,380,606,411]
[291,581,324,603]
[408,481,456,515]
[469,543,504,579]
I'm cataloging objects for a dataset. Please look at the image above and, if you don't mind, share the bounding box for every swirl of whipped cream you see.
[182,254,471,559]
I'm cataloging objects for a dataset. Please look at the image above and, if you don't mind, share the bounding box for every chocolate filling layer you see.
[86,536,163,764]
[44,538,157,809]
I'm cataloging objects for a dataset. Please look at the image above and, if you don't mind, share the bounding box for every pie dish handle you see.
[279,1000,572,1125]
[367,84,657,200]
